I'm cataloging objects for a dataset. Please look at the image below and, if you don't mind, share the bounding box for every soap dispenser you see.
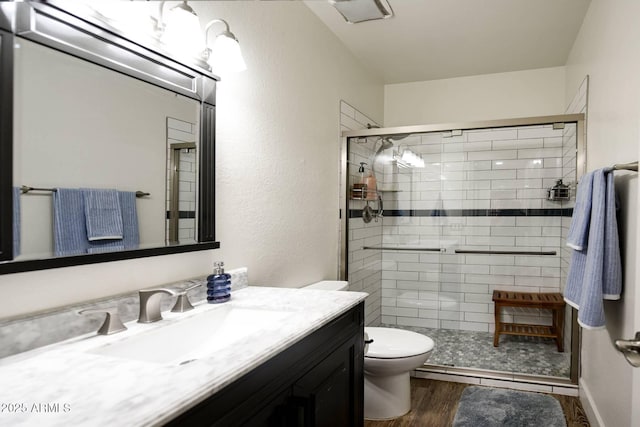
[207,261,231,304]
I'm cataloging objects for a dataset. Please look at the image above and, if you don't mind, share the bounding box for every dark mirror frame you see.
[0,1,220,274]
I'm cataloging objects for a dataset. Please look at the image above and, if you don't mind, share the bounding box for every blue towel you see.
[83,189,123,241]
[602,171,622,298]
[566,171,594,250]
[87,191,139,252]
[87,244,125,254]
[53,188,89,256]
[12,187,20,257]
[118,191,140,249]
[564,168,622,329]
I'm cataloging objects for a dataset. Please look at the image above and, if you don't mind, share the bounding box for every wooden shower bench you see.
[492,290,565,352]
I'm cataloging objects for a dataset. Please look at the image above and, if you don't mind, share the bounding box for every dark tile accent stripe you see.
[166,210,196,219]
[349,208,574,218]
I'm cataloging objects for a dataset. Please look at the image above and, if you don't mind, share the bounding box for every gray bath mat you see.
[452,386,566,427]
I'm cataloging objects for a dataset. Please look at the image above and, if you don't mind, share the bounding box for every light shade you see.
[162,2,205,57]
[207,32,247,74]
[204,19,247,75]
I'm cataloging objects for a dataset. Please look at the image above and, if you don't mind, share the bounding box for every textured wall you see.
[384,67,566,126]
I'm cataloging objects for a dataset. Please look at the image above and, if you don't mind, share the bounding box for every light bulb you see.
[162,5,205,57]
[208,33,247,74]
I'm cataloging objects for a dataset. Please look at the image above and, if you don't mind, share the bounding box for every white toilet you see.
[363,327,434,420]
[303,280,435,420]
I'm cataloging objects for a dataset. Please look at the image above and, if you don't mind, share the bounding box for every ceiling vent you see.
[329,0,394,24]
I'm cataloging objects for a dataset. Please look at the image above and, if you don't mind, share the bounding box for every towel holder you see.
[20,186,150,198]
[612,161,638,172]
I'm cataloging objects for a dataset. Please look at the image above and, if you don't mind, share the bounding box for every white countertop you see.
[0,287,367,426]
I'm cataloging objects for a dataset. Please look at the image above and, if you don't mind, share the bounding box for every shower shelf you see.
[349,189,401,200]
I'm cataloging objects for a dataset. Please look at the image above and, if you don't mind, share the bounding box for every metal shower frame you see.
[339,113,586,385]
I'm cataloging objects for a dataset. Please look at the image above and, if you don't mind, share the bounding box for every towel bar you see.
[362,246,442,252]
[612,161,638,172]
[455,249,556,256]
[21,186,150,198]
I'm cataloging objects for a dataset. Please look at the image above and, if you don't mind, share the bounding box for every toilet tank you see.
[304,280,349,291]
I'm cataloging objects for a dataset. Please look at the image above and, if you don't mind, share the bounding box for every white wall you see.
[197,1,383,287]
[384,67,566,126]
[564,1,640,426]
[0,1,383,319]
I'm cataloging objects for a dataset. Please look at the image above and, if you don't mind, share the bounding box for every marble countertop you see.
[0,286,367,426]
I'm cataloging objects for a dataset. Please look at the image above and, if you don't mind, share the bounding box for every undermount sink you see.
[88,305,293,365]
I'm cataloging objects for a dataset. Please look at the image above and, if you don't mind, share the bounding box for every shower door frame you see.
[340,113,585,385]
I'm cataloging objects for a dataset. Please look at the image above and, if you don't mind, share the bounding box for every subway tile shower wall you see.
[341,101,382,326]
[371,123,577,333]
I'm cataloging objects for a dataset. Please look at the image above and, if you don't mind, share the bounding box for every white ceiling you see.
[305,0,591,84]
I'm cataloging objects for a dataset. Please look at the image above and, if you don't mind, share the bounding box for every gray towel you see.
[12,187,20,257]
[83,189,123,241]
[564,168,622,329]
[53,188,89,256]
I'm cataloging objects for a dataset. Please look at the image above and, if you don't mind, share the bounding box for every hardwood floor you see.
[364,378,590,427]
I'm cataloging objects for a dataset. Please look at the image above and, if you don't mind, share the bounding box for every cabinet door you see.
[292,336,362,427]
[241,387,291,427]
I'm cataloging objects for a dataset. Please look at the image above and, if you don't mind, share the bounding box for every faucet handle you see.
[79,307,127,335]
[171,281,202,313]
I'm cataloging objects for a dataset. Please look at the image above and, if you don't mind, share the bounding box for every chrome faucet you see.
[138,282,202,323]
[138,288,177,323]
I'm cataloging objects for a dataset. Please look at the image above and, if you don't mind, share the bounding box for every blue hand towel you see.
[602,171,622,299]
[87,244,125,254]
[118,191,139,249]
[564,168,622,329]
[566,171,594,250]
[12,187,20,257]
[83,189,123,241]
[53,188,89,256]
[87,191,139,252]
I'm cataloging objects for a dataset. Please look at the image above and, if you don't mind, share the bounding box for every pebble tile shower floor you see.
[382,324,571,378]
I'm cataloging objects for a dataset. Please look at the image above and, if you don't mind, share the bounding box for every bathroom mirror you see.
[0,1,219,273]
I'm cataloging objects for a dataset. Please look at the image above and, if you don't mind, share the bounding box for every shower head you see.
[375,134,409,154]
[379,137,394,150]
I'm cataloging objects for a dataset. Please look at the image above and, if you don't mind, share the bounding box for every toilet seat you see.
[365,327,434,359]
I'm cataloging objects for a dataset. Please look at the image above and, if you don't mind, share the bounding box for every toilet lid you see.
[364,327,434,359]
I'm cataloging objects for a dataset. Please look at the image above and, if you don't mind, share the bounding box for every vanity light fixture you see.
[203,19,247,75]
[329,0,394,24]
[154,1,246,74]
[159,1,205,57]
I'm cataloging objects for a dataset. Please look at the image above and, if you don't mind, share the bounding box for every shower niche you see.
[342,115,584,384]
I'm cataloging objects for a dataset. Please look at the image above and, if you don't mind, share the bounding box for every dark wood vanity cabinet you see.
[167,302,365,427]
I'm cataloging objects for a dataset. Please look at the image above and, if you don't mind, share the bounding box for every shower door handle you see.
[615,332,640,367]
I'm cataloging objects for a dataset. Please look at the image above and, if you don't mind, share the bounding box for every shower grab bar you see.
[363,246,442,252]
[20,186,150,198]
[454,249,556,256]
